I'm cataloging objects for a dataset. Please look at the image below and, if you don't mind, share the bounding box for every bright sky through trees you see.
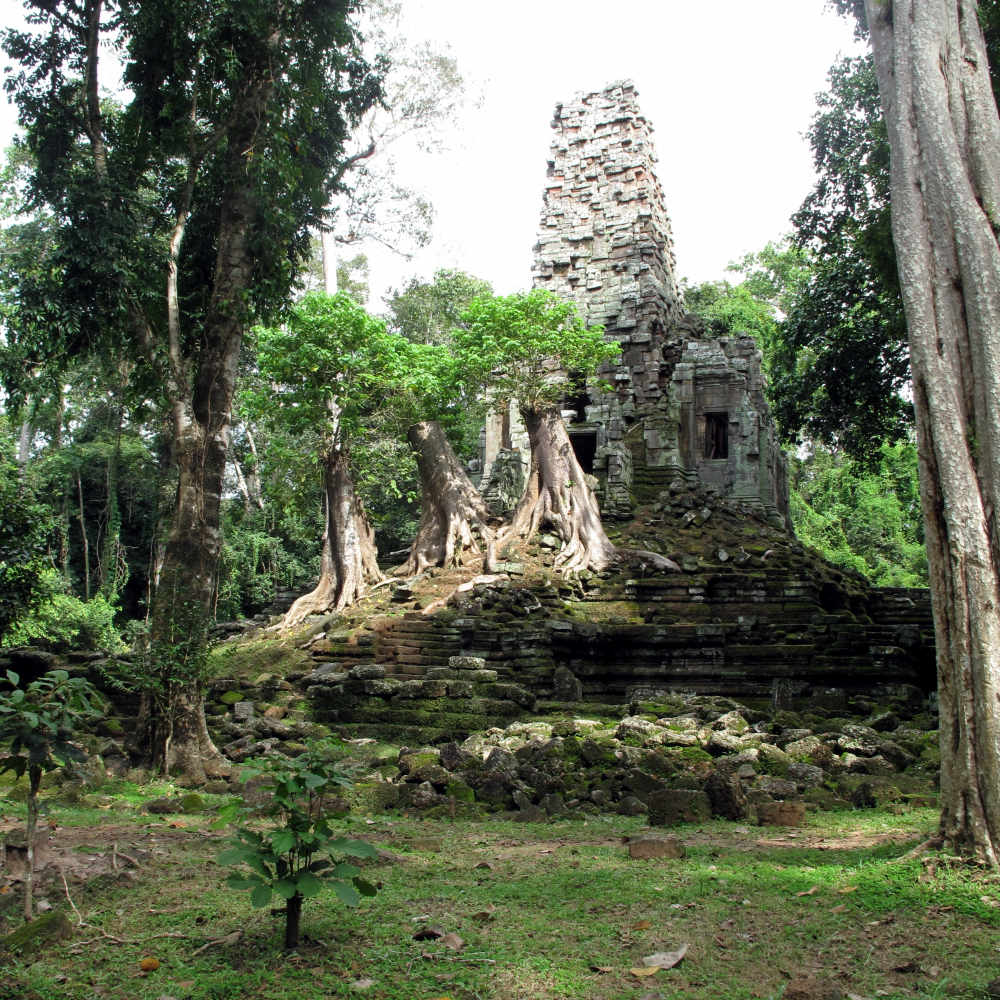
[0,0,862,302]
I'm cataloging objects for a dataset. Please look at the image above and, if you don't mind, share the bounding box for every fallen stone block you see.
[757,801,807,827]
[627,837,686,860]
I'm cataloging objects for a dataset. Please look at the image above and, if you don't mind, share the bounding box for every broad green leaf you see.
[250,883,273,908]
[226,873,254,890]
[218,848,249,866]
[329,878,360,906]
[332,863,360,880]
[296,873,324,898]
[331,837,378,859]
[273,878,298,899]
[271,830,296,854]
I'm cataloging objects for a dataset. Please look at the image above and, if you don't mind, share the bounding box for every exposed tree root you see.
[488,406,616,575]
[399,421,497,577]
[284,453,383,626]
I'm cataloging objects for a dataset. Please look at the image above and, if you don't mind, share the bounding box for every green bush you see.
[2,571,122,652]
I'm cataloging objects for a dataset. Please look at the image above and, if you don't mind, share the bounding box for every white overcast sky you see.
[0,0,863,308]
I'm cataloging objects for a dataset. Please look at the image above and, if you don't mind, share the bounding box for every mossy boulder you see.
[446,781,475,803]
[351,782,400,815]
[2,910,73,953]
[4,784,28,803]
[398,751,440,775]
[97,717,124,736]
[756,743,791,776]
[180,792,205,813]
[219,690,244,706]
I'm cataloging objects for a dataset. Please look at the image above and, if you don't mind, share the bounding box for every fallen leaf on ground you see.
[633,920,651,930]
[349,980,375,991]
[829,904,848,914]
[719,918,735,930]
[642,944,688,969]
[438,932,463,950]
[838,886,858,894]
[591,965,613,973]
[139,958,160,973]
[309,967,324,977]
[795,886,819,897]
[176,983,194,989]
[847,994,873,1000]
[638,993,664,1000]
[434,973,457,981]
[413,925,446,941]
[927,967,941,977]
[473,862,494,870]
[473,904,497,921]
[631,967,660,978]
[893,962,920,973]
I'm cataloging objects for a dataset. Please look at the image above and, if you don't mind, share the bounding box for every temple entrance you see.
[705,412,729,459]
[570,430,597,474]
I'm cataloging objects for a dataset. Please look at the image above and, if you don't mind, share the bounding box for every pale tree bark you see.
[400,420,496,576]
[865,0,1000,863]
[283,452,383,627]
[489,406,617,575]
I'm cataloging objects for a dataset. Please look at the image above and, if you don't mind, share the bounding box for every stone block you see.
[552,666,583,702]
[450,656,486,670]
[758,801,807,827]
[513,804,548,823]
[350,664,386,680]
[647,789,711,826]
[234,701,254,722]
[627,837,686,860]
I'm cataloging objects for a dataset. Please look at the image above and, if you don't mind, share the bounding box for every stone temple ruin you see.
[479,80,790,528]
[149,81,936,752]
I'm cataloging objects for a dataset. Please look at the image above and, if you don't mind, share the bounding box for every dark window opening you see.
[501,408,511,449]
[570,431,597,475]
[705,412,729,459]
[565,373,590,424]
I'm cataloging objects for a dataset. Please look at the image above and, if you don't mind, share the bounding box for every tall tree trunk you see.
[285,892,303,949]
[865,0,1000,863]
[283,452,382,626]
[24,764,40,922]
[400,421,496,576]
[17,418,31,465]
[489,406,617,575]
[135,86,272,783]
[76,472,90,602]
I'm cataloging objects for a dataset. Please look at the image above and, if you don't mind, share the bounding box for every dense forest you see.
[0,10,936,659]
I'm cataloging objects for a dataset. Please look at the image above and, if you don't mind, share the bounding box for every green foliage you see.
[216,742,378,942]
[767,53,910,465]
[0,457,47,643]
[335,254,371,305]
[252,291,436,446]
[2,570,122,652]
[0,669,106,780]
[790,442,927,587]
[454,289,619,415]
[384,268,493,345]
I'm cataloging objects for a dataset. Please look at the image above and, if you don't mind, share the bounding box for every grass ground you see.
[3,799,1000,1000]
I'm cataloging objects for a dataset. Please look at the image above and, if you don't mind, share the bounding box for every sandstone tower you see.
[479,81,789,527]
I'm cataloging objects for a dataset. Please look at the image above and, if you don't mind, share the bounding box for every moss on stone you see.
[180,792,205,813]
[3,910,73,952]
[219,690,243,706]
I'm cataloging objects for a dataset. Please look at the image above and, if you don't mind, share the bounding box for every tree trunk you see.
[400,421,496,576]
[284,892,303,949]
[76,472,90,602]
[24,764,40,922]
[490,406,617,575]
[865,0,1000,863]
[284,452,382,626]
[137,88,271,783]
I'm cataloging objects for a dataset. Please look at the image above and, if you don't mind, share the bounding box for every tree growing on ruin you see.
[1,1,381,781]
[253,292,431,624]
[454,290,621,575]
[862,0,1000,863]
